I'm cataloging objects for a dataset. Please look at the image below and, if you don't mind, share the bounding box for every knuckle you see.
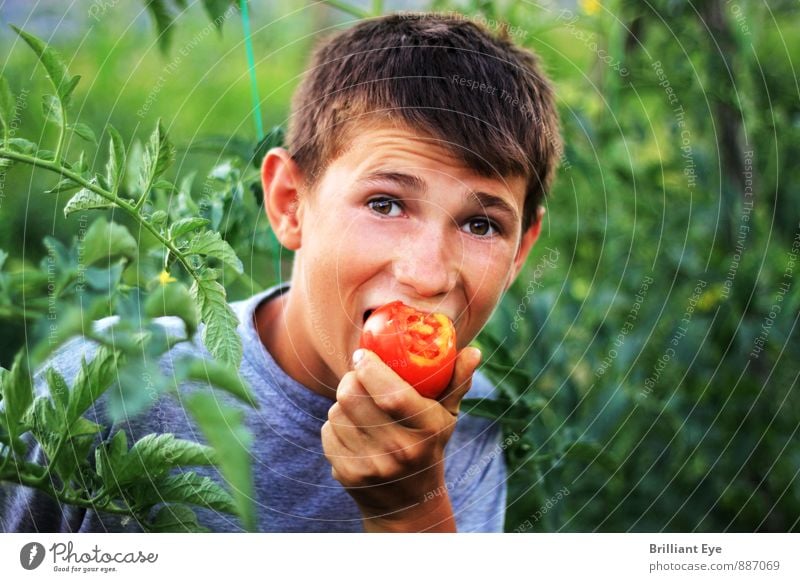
[369,454,403,482]
[336,385,361,412]
[376,390,405,416]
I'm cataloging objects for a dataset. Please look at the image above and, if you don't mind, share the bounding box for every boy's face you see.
[264,122,541,386]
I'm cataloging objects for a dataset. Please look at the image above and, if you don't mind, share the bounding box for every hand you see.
[321,346,482,532]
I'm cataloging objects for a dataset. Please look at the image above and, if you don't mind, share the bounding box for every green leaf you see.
[252,125,286,169]
[107,357,168,422]
[186,391,254,531]
[148,504,208,532]
[190,276,242,366]
[169,217,209,240]
[22,396,61,454]
[134,472,237,514]
[64,183,116,217]
[462,397,537,431]
[111,433,216,487]
[41,94,63,126]
[96,429,128,483]
[561,440,619,474]
[80,217,138,266]
[0,75,14,140]
[138,120,174,197]
[185,230,243,274]
[144,281,198,337]
[44,177,81,195]
[105,125,126,195]
[201,0,235,29]
[177,358,256,407]
[8,138,37,154]
[11,26,80,105]
[145,0,177,54]
[1,352,34,442]
[70,122,97,145]
[45,367,69,424]
[66,346,118,426]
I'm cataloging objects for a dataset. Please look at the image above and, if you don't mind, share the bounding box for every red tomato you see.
[360,301,457,399]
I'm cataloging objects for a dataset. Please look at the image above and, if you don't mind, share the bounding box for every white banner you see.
[1,533,798,581]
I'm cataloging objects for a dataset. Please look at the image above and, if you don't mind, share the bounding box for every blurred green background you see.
[1,0,798,532]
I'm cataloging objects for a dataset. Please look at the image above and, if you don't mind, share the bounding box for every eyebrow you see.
[356,170,520,224]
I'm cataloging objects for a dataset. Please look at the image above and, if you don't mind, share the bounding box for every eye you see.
[367,197,404,217]
[462,217,500,237]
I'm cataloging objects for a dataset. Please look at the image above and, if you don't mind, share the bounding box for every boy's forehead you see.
[330,123,527,206]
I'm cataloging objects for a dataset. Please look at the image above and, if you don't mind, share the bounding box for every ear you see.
[261,147,305,251]
[505,207,545,292]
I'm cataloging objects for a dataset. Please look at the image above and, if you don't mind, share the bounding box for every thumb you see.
[439,347,482,416]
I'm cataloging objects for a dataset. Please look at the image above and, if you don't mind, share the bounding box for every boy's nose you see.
[391,226,459,298]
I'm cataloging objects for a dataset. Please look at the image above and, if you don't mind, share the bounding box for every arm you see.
[321,347,482,533]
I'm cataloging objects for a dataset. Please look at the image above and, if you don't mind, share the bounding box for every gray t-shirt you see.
[1,283,507,532]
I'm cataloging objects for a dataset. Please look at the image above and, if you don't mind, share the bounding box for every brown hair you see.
[287,12,562,231]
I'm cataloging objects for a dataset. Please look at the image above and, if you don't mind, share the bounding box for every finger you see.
[352,348,431,427]
[337,370,398,431]
[438,347,482,416]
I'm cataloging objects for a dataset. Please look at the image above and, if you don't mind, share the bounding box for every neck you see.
[253,284,339,401]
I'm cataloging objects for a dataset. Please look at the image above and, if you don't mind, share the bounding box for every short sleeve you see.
[442,370,508,533]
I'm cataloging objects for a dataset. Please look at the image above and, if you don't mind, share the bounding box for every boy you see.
[1,12,560,532]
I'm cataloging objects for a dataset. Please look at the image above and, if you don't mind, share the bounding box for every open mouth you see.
[362,309,374,324]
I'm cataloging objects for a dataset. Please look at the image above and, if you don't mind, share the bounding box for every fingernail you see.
[352,349,365,367]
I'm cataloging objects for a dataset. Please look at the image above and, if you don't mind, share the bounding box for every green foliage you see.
[0,26,258,532]
[2,0,798,535]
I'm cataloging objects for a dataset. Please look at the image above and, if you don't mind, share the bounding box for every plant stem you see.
[54,98,67,163]
[0,149,198,285]
[1,460,133,516]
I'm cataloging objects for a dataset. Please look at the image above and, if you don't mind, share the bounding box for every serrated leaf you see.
[112,433,216,487]
[12,26,80,105]
[177,358,256,407]
[96,430,128,482]
[45,367,69,423]
[105,125,126,195]
[81,217,138,266]
[1,352,34,443]
[185,230,243,274]
[190,276,242,366]
[138,120,174,198]
[145,281,198,337]
[66,346,118,426]
[44,177,81,194]
[134,472,237,514]
[186,391,254,531]
[148,504,208,532]
[169,217,209,240]
[22,396,61,453]
[41,94,63,126]
[7,138,37,154]
[70,122,96,144]
[64,184,115,217]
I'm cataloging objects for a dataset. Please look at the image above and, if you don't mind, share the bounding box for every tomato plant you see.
[360,301,457,399]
